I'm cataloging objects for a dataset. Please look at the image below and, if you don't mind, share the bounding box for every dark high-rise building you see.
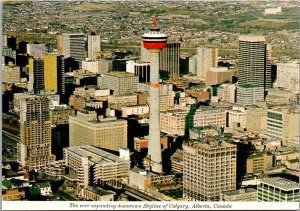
[180,57,189,76]
[7,37,17,50]
[237,35,271,104]
[159,42,180,80]
[18,41,28,54]
[237,35,271,90]
[28,58,44,94]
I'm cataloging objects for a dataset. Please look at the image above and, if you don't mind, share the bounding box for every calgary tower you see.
[142,15,168,173]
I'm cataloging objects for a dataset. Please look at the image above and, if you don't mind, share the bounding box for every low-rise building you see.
[64,145,130,188]
[246,152,273,174]
[76,186,115,201]
[108,94,137,110]
[205,67,234,88]
[193,107,226,128]
[160,110,189,136]
[121,105,149,118]
[257,177,299,202]
[220,188,257,201]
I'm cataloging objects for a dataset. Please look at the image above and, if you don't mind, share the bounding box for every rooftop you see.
[262,177,299,191]
[65,145,128,165]
[105,72,135,78]
[239,35,265,42]
[222,188,257,196]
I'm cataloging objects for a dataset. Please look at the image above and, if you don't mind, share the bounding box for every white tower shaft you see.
[148,49,162,173]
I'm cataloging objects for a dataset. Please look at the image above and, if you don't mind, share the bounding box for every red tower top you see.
[142,15,168,49]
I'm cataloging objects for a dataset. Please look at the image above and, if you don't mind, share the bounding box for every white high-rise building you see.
[266,107,299,146]
[217,83,236,103]
[196,46,218,79]
[26,44,47,59]
[275,63,299,94]
[87,34,101,60]
[57,33,85,69]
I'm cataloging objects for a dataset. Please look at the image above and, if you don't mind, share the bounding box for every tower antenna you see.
[153,15,157,29]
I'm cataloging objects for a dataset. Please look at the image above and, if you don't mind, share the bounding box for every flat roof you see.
[222,188,257,196]
[105,72,135,78]
[239,35,265,42]
[262,177,299,191]
[65,145,127,164]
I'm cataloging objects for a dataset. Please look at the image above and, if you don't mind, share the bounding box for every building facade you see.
[246,105,267,135]
[43,54,65,94]
[205,67,234,88]
[183,138,237,201]
[2,62,20,84]
[236,85,264,106]
[193,107,226,128]
[159,42,180,80]
[266,107,299,146]
[103,72,138,95]
[275,63,299,94]
[57,33,85,69]
[196,46,218,79]
[87,34,101,60]
[69,111,127,151]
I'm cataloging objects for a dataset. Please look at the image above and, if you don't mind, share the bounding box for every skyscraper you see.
[57,33,85,69]
[43,54,65,94]
[28,58,44,94]
[17,96,55,170]
[87,33,101,60]
[237,35,271,104]
[237,35,271,90]
[183,128,237,201]
[196,46,218,79]
[159,42,180,80]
